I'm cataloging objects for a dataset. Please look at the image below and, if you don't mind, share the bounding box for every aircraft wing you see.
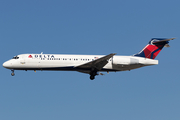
[75,53,116,71]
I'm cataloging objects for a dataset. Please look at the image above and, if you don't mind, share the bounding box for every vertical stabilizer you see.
[134,38,175,59]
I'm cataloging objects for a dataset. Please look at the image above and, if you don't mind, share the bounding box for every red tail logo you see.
[142,44,163,59]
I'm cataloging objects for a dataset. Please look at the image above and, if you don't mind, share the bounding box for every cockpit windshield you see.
[12,56,19,59]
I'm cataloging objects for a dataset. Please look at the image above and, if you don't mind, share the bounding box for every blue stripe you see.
[151,48,161,59]
[134,51,146,58]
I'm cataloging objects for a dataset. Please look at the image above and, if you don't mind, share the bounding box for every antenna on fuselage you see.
[41,52,43,54]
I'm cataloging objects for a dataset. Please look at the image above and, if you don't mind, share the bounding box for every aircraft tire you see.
[11,73,15,76]
[90,75,95,80]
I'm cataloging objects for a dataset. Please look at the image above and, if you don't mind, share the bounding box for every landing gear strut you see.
[11,69,15,76]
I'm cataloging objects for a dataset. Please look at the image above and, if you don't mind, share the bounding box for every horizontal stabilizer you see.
[152,38,175,44]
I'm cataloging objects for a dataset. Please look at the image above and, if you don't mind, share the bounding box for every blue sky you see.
[0,0,180,120]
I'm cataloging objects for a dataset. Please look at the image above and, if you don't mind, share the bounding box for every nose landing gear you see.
[11,69,15,76]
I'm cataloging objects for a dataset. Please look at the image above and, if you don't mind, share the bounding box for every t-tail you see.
[134,38,175,59]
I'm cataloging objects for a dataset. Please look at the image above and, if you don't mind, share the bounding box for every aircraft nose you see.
[2,61,12,69]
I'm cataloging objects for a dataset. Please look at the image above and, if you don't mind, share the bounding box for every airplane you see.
[2,38,175,80]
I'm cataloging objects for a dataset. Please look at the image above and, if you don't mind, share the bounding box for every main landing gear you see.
[89,70,98,80]
[11,69,15,76]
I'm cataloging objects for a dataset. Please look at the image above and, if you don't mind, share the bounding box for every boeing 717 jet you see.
[3,38,174,80]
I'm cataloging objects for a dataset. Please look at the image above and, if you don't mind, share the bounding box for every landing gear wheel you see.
[11,69,15,76]
[11,72,15,76]
[90,75,95,80]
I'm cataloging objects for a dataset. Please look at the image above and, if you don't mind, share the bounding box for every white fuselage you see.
[3,54,158,72]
